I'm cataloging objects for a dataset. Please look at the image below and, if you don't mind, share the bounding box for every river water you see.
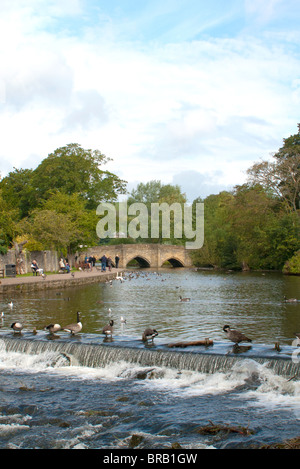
[0,269,299,450]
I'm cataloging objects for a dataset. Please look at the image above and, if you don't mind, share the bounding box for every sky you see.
[0,0,299,202]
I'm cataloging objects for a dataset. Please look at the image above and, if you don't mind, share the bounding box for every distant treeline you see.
[0,126,299,273]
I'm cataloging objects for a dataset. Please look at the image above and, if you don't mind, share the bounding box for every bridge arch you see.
[161,257,185,268]
[126,256,151,268]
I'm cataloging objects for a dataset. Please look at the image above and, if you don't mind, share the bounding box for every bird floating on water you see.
[142,328,158,343]
[179,295,190,302]
[120,316,126,324]
[284,295,299,303]
[116,272,124,281]
[63,312,82,335]
[11,322,23,333]
[8,301,13,308]
[102,320,114,337]
[223,325,252,345]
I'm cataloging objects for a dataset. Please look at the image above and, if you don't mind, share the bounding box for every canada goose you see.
[45,323,62,334]
[11,322,23,333]
[63,312,82,335]
[284,295,299,303]
[102,320,114,337]
[142,328,158,343]
[223,325,252,344]
[179,296,190,302]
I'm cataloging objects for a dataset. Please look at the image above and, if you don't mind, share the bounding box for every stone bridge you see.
[83,244,194,269]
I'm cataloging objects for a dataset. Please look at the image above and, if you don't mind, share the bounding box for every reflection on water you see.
[1,269,300,344]
[0,269,300,450]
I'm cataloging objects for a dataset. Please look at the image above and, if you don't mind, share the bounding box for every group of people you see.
[31,253,121,276]
[100,254,120,272]
[83,255,97,270]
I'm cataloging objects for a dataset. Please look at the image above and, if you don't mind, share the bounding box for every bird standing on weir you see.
[45,323,62,334]
[223,325,252,345]
[142,328,158,343]
[63,312,82,335]
[11,322,23,333]
[102,320,114,337]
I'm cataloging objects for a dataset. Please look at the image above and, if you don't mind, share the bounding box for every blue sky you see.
[0,0,300,201]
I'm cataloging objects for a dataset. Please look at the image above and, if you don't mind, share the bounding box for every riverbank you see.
[0,269,123,294]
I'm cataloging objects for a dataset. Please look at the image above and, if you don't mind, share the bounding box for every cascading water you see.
[1,332,299,379]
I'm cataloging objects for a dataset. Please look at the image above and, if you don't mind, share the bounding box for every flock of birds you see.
[1,275,300,346]
[8,310,159,344]
[3,296,159,343]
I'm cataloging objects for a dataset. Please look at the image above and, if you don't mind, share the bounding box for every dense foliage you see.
[0,126,299,272]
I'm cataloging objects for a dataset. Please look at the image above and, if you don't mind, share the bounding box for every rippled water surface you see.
[0,269,299,449]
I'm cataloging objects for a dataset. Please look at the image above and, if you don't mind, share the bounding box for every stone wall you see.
[0,249,59,274]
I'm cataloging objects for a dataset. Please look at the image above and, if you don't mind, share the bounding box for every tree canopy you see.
[0,127,299,272]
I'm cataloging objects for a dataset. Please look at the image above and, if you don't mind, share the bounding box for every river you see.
[0,269,299,449]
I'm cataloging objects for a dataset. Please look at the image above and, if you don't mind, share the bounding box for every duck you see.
[102,320,114,337]
[120,316,126,324]
[45,323,62,334]
[11,322,23,333]
[284,295,299,303]
[179,295,190,302]
[223,325,252,345]
[63,312,82,335]
[142,328,158,343]
[8,301,13,308]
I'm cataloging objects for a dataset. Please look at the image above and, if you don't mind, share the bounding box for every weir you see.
[0,332,299,379]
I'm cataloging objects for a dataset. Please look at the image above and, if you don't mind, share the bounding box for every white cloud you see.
[0,1,299,200]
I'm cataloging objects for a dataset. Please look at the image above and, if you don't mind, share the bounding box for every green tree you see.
[42,191,99,251]
[247,124,300,215]
[0,144,128,217]
[32,143,127,209]
[18,191,99,255]
[0,188,18,250]
[191,191,236,268]
[0,168,36,218]
[126,181,187,244]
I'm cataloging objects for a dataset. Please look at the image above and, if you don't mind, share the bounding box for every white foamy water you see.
[1,341,299,418]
